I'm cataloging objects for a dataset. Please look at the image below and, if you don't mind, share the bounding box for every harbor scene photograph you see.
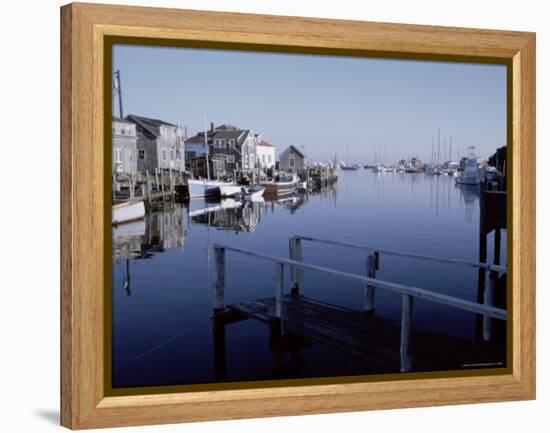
[110,45,508,389]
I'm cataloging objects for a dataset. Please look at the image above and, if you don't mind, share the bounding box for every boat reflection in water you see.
[113,203,189,262]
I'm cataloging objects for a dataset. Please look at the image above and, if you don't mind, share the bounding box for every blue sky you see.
[113,44,506,164]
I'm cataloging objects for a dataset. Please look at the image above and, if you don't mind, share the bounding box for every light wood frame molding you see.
[60,2,535,429]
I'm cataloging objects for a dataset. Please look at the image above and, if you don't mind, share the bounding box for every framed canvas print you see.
[60,2,535,429]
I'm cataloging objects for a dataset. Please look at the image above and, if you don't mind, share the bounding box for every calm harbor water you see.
[112,170,506,388]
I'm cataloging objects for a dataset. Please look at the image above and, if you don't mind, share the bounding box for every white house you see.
[255,136,276,171]
[112,118,138,175]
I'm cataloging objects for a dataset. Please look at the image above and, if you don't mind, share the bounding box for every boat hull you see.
[219,185,245,198]
[188,179,232,198]
[455,175,480,185]
[112,200,146,225]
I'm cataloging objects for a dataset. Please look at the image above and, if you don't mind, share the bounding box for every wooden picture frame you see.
[61,2,535,429]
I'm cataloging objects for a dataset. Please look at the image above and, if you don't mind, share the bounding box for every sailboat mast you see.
[203,112,211,180]
[437,127,441,165]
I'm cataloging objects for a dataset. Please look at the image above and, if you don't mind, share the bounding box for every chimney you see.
[210,122,214,133]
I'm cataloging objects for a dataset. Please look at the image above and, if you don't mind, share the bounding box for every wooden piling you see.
[364,252,378,312]
[275,262,284,318]
[289,237,302,296]
[483,270,498,342]
[213,246,225,312]
[400,294,414,372]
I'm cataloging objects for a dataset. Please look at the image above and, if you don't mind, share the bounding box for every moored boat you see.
[219,184,245,198]
[112,200,146,225]
[187,179,233,199]
[455,146,481,186]
[262,174,299,198]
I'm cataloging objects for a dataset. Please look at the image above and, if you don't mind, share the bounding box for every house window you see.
[228,139,235,148]
[262,155,266,163]
[114,148,123,172]
[268,155,272,163]
[170,150,174,160]
[162,149,167,161]
[121,128,125,135]
[138,149,145,160]
[226,155,235,163]
[289,156,295,168]
[176,150,181,159]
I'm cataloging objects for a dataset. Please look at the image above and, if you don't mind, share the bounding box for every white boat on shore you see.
[187,179,233,199]
[112,200,146,225]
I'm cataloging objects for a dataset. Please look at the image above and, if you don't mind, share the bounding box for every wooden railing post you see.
[289,237,302,296]
[213,246,225,312]
[483,270,498,342]
[275,262,284,318]
[364,252,379,312]
[400,294,414,372]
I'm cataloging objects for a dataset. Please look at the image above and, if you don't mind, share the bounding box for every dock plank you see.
[226,294,505,373]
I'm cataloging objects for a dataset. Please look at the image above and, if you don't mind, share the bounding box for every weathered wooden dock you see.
[218,294,503,374]
[210,236,507,380]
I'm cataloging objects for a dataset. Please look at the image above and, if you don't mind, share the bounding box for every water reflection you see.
[113,204,188,262]
[111,171,505,388]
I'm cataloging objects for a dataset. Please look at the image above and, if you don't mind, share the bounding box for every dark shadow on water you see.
[35,409,59,425]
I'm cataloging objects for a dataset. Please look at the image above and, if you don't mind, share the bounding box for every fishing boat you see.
[112,200,146,225]
[219,184,245,198]
[340,144,358,170]
[455,146,481,185]
[187,179,233,199]
[262,174,299,198]
[425,165,443,175]
[241,185,265,201]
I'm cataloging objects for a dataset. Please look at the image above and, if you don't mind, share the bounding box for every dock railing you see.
[212,242,506,372]
[290,234,507,342]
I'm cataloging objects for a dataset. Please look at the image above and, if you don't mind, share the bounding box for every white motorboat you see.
[112,200,145,225]
[455,146,481,186]
[262,174,299,198]
[219,184,245,198]
[187,179,233,198]
[242,185,265,201]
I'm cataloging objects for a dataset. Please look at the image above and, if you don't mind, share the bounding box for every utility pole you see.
[114,70,123,118]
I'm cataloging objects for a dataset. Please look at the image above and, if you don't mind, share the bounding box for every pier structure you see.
[210,236,507,380]
[476,181,507,342]
[112,167,188,207]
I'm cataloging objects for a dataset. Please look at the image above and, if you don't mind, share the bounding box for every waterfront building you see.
[184,131,209,162]
[279,145,309,174]
[255,135,276,171]
[126,114,185,173]
[186,123,259,177]
[112,117,138,175]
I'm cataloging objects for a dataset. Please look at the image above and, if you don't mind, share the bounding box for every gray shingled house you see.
[279,145,308,173]
[126,114,184,173]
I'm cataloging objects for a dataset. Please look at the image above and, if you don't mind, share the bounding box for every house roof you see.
[283,145,307,158]
[126,114,177,137]
[186,131,210,144]
[112,116,135,124]
[215,124,239,131]
[258,139,275,148]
